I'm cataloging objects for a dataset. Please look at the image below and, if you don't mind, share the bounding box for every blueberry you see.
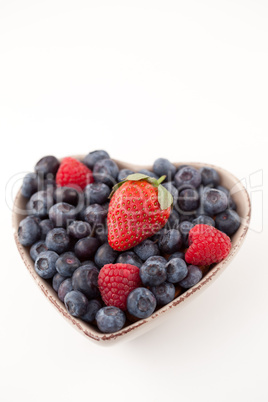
[81,299,102,323]
[74,237,100,260]
[140,256,167,286]
[27,190,54,218]
[134,239,160,261]
[179,221,194,247]
[165,210,180,230]
[153,158,176,181]
[178,188,199,212]
[162,182,178,203]
[49,202,77,227]
[158,229,183,255]
[217,185,237,210]
[151,282,175,305]
[167,251,185,261]
[30,240,48,261]
[93,159,119,187]
[215,209,240,236]
[127,287,156,319]
[56,252,80,277]
[166,258,188,283]
[192,214,215,227]
[18,216,41,246]
[174,166,202,189]
[199,167,220,187]
[52,273,66,292]
[95,223,108,244]
[58,278,73,302]
[64,290,88,317]
[138,169,158,179]
[81,260,98,268]
[83,150,110,170]
[46,228,70,254]
[117,169,134,182]
[39,219,54,240]
[96,306,126,333]
[202,188,228,215]
[94,243,118,268]
[116,251,143,268]
[84,204,107,226]
[84,183,110,205]
[67,220,91,239]
[72,265,100,299]
[54,186,84,207]
[35,155,60,177]
[21,173,38,198]
[179,265,202,289]
[34,250,59,279]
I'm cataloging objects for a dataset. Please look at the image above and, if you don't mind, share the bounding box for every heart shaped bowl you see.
[13,159,251,345]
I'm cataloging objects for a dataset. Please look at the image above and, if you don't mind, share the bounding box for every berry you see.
[39,219,54,240]
[96,306,126,333]
[64,290,88,317]
[58,278,73,302]
[179,220,194,247]
[46,228,70,254]
[174,166,202,189]
[49,202,77,227]
[74,237,100,260]
[217,185,237,210]
[56,157,94,190]
[199,167,220,187]
[54,186,83,207]
[55,252,80,277]
[34,250,59,279]
[153,158,176,181]
[30,240,48,261]
[179,265,202,289]
[158,229,182,255]
[127,287,156,319]
[21,173,38,198]
[35,155,60,178]
[93,159,119,187]
[81,299,102,323]
[151,282,175,305]
[192,214,215,227]
[94,243,118,269]
[162,182,178,204]
[139,256,167,287]
[18,216,41,246]
[202,188,228,216]
[215,209,241,236]
[116,251,143,268]
[72,265,100,299]
[117,169,134,182]
[95,223,108,244]
[178,188,199,212]
[84,204,107,226]
[134,239,160,261]
[27,190,54,218]
[165,209,180,230]
[167,251,185,261]
[98,263,141,310]
[185,224,232,266]
[52,273,66,292]
[166,258,188,283]
[84,183,110,205]
[83,150,110,170]
[138,169,158,179]
[67,220,91,239]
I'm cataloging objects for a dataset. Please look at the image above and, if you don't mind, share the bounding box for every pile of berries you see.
[17,151,240,334]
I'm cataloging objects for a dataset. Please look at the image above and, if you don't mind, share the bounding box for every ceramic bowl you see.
[13,159,251,345]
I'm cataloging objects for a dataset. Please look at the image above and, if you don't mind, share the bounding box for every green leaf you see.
[126,173,150,181]
[157,185,173,210]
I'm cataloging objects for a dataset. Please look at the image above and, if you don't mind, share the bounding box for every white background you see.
[1,1,268,401]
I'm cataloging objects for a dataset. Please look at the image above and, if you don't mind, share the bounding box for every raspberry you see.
[56,157,94,190]
[98,263,141,310]
[185,224,231,266]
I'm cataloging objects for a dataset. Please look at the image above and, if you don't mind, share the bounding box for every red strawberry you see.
[98,263,141,310]
[185,224,231,266]
[56,157,94,190]
[107,173,173,251]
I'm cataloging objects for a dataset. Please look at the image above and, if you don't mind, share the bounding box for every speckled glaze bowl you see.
[13,159,251,345]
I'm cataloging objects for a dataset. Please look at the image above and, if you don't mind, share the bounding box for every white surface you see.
[0,1,267,401]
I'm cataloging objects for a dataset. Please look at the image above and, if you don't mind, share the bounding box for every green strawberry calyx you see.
[109,173,173,210]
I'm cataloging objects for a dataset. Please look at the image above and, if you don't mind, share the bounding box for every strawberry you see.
[107,173,173,251]
[56,157,94,190]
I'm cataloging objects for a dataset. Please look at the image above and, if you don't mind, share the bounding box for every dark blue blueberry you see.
[54,186,84,207]
[166,258,188,283]
[165,210,180,230]
[27,190,54,218]
[127,287,156,319]
[158,229,183,255]
[72,265,100,299]
[151,282,175,305]
[179,221,194,247]
[49,202,77,227]
[95,222,108,244]
[179,265,202,289]
[134,239,160,261]
[81,299,102,323]
[52,273,66,292]
[167,251,185,261]
[174,166,202,189]
[93,159,119,187]
[116,251,143,268]
[34,250,59,279]
[202,188,228,215]
[81,260,98,267]
[199,167,220,187]
[117,169,134,182]
[94,243,118,269]
[39,219,54,240]
[215,209,240,236]
[217,185,237,210]
[67,220,91,239]
[46,228,70,254]
[178,188,199,212]
[64,290,88,317]
[96,306,126,333]
[58,278,73,302]
[56,252,80,277]
[18,216,41,246]
[21,173,38,198]
[74,237,100,260]
[35,155,60,177]
[83,150,110,170]
[153,158,176,181]
[162,182,178,203]
[84,183,110,205]
[138,169,158,179]
[193,214,215,227]
[30,240,48,261]
[140,256,167,286]
[84,204,107,226]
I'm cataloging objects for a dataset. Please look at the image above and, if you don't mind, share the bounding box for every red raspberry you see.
[185,224,232,266]
[98,263,141,310]
[56,157,94,190]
